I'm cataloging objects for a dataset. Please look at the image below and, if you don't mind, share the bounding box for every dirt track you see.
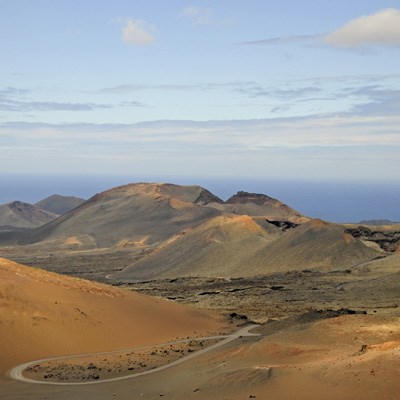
[9,325,260,385]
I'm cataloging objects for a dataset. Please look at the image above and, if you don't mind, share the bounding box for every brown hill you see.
[35,194,85,215]
[9,183,223,249]
[0,184,307,251]
[110,214,278,281]
[241,219,382,273]
[111,219,381,281]
[0,201,58,231]
[0,257,226,373]
[208,191,306,222]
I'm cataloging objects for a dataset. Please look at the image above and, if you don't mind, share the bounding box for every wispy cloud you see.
[181,6,214,25]
[239,9,400,51]
[121,18,155,46]
[238,34,323,46]
[2,110,399,179]
[180,5,234,26]
[99,81,324,99]
[2,112,400,149]
[99,83,198,94]
[0,87,30,96]
[119,100,148,108]
[96,77,400,119]
[234,84,323,99]
[324,8,400,48]
[0,99,112,112]
[0,86,148,112]
[345,85,400,116]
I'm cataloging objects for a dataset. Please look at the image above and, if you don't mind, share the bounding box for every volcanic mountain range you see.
[0,195,85,232]
[0,183,304,247]
[0,182,398,281]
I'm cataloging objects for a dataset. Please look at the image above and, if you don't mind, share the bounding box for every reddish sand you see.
[0,258,227,374]
[200,314,400,400]
[2,256,399,399]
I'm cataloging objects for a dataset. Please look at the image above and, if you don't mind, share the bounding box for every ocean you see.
[0,174,399,224]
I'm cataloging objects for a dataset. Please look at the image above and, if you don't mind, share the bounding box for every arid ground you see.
[1,183,399,399]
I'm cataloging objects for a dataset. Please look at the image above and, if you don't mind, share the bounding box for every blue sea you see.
[0,174,399,224]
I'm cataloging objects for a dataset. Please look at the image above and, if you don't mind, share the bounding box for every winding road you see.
[8,324,260,386]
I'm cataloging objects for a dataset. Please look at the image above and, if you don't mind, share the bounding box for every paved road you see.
[9,324,260,386]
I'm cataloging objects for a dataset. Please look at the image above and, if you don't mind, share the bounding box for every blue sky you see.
[1,0,400,181]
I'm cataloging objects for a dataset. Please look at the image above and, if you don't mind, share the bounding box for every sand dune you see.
[0,258,227,374]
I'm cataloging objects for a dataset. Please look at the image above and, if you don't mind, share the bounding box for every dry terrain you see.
[0,258,228,375]
[2,253,399,400]
[1,183,399,399]
[2,309,399,400]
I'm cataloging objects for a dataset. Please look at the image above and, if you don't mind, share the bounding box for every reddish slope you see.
[0,258,227,373]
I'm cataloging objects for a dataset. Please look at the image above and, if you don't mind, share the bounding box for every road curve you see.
[8,324,260,386]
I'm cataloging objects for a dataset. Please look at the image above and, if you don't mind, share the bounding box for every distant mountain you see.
[10,183,307,250]
[35,194,85,215]
[0,201,58,231]
[207,191,307,223]
[0,182,385,280]
[358,219,398,226]
[12,183,224,249]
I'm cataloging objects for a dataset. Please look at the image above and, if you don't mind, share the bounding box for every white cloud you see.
[324,8,400,48]
[2,113,400,149]
[122,19,155,46]
[181,6,214,25]
[2,113,400,179]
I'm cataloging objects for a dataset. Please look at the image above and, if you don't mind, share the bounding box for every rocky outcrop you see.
[266,219,299,232]
[212,191,306,222]
[226,191,277,205]
[345,226,400,252]
[194,189,224,205]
